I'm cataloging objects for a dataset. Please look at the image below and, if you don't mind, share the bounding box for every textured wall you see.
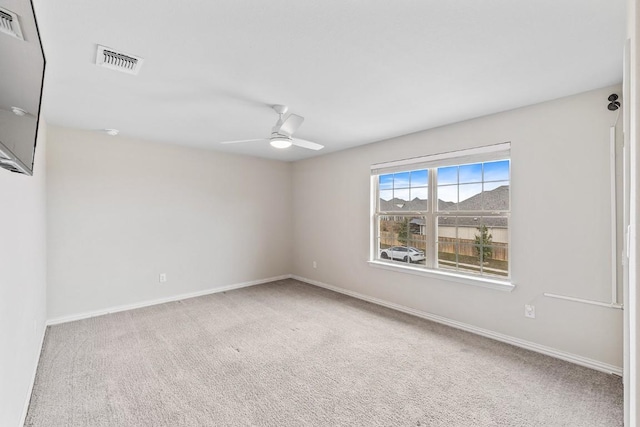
[46,127,292,319]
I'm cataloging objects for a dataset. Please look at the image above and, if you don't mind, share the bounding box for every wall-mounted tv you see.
[0,0,45,176]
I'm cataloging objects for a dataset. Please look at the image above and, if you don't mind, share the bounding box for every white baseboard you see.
[292,275,623,376]
[46,275,292,326]
[20,323,47,426]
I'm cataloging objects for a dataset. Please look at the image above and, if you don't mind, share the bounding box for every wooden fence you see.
[380,232,508,261]
[437,236,508,261]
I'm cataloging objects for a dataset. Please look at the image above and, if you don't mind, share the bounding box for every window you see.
[371,144,510,281]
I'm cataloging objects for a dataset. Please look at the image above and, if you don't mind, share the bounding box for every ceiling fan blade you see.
[278,114,304,136]
[220,138,266,145]
[292,138,324,151]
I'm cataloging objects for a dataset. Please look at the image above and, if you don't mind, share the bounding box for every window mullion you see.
[426,167,437,268]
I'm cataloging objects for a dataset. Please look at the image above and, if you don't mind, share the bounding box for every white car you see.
[380,246,425,263]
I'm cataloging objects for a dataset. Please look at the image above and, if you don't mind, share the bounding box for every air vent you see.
[0,8,24,40]
[95,45,144,75]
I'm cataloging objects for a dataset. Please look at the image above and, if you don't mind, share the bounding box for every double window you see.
[371,143,510,280]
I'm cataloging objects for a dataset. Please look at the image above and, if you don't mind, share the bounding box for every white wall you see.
[0,121,47,426]
[46,126,292,320]
[292,85,624,368]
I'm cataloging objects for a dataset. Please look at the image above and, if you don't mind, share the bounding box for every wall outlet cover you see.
[524,304,535,319]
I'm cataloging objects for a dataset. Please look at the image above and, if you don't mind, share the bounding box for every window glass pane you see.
[379,174,394,190]
[459,163,482,184]
[437,216,457,269]
[437,243,458,271]
[410,169,428,187]
[483,160,510,182]
[410,187,428,211]
[380,189,393,202]
[437,166,457,185]
[410,186,428,200]
[393,171,411,188]
[394,188,410,206]
[482,245,509,277]
[457,219,482,270]
[378,169,429,212]
[435,162,510,213]
[457,244,482,274]
[437,185,458,207]
[406,243,426,265]
[378,216,426,265]
[483,181,509,192]
[482,182,509,210]
[455,216,482,241]
[475,219,508,276]
[378,216,396,251]
[482,218,508,247]
[437,215,458,243]
[472,223,492,265]
[435,216,508,277]
[457,183,483,210]
[406,216,426,264]
[438,242,484,274]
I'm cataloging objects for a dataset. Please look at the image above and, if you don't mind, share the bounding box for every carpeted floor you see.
[25,279,623,426]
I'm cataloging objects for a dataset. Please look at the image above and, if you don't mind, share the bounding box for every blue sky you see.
[379,159,509,202]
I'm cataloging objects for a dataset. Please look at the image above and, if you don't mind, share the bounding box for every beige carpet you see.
[25,279,622,426]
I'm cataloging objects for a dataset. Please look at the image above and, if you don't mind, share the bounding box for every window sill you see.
[367,260,515,292]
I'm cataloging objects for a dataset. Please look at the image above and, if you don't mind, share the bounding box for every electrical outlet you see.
[524,304,535,319]
[159,273,167,283]
[313,261,317,269]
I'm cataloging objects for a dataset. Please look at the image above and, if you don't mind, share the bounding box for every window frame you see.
[370,144,514,291]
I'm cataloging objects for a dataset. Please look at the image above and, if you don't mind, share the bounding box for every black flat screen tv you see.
[0,0,45,176]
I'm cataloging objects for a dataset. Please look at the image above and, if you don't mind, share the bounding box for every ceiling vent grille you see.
[95,45,144,75]
[0,8,24,40]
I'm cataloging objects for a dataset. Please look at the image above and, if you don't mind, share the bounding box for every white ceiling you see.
[31,0,626,162]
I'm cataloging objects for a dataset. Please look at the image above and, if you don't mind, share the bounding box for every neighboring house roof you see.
[456,185,509,211]
[410,217,508,228]
[380,185,509,214]
[379,198,428,212]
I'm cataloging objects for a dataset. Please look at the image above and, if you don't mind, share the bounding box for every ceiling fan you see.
[220,105,324,151]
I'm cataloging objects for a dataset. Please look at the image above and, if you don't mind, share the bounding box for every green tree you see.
[396,218,410,245]
[474,225,493,263]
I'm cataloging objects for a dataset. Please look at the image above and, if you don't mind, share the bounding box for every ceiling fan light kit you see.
[10,106,27,116]
[269,137,293,149]
[220,105,324,151]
